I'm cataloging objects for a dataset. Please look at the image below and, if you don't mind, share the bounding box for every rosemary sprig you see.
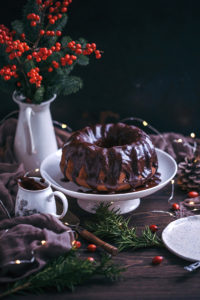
[0,251,124,299]
[85,203,163,251]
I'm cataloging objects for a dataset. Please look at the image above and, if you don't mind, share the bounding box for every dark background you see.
[0,0,200,135]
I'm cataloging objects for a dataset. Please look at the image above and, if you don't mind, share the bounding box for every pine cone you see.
[177,155,200,191]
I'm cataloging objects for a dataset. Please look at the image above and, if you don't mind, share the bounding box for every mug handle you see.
[52,191,68,219]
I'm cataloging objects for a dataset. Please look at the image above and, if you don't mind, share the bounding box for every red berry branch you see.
[0,0,102,103]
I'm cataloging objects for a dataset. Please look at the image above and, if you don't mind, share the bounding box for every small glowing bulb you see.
[143,121,148,126]
[189,201,195,205]
[41,240,46,245]
[72,240,76,246]
[110,201,114,204]
[190,132,196,138]
[177,138,182,143]
[61,123,67,129]
[171,179,175,184]
[35,168,39,172]
[15,260,21,264]
[64,222,69,226]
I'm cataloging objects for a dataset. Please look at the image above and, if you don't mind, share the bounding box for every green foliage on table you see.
[85,203,163,251]
[0,251,124,299]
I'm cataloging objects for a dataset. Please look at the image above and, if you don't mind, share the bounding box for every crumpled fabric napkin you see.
[0,213,74,282]
[150,132,200,163]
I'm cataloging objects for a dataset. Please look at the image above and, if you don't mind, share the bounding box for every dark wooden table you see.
[5,183,200,300]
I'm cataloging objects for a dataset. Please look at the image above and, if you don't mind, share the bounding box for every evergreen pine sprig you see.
[0,251,124,299]
[0,0,102,103]
[85,203,163,251]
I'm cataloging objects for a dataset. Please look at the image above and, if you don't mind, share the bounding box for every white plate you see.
[162,215,200,262]
[40,148,177,213]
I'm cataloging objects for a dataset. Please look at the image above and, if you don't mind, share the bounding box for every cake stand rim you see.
[40,148,177,202]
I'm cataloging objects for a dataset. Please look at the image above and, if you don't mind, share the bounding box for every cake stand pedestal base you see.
[77,198,141,214]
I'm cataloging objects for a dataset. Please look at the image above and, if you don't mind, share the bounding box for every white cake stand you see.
[40,148,177,214]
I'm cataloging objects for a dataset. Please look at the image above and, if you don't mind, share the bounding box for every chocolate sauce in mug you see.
[18,177,47,191]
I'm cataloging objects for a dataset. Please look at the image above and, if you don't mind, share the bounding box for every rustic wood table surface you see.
[3,183,200,300]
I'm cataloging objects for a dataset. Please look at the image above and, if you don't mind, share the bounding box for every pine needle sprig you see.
[85,203,163,251]
[0,251,124,299]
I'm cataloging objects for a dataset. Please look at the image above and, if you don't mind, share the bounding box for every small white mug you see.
[15,177,68,219]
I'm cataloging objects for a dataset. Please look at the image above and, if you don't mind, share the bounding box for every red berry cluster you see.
[60,53,77,66]
[27,67,42,87]
[30,47,53,62]
[0,65,18,81]
[0,25,14,44]
[68,41,101,59]
[40,29,62,37]
[83,43,101,59]
[27,13,40,27]
[6,40,30,60]
[47,1,72,24]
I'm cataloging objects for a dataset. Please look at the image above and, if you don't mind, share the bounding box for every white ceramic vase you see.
[13,91,58,171]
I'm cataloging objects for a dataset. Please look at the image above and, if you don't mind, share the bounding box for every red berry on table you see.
[172,203,180,210]
[152,256,163,265]
[74,240,81,249]
[149,224,158,232]
[188,191,199,198]
[87,244,97,252]
[87,257,95,262]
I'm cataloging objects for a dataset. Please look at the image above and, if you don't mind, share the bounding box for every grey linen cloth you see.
[0,213,74,282]
[0,119,74,283]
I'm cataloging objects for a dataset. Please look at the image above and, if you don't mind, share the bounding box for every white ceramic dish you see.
[162,215,200,262]
[40,148,177,214]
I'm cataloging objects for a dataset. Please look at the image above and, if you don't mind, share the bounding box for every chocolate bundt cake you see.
[60,123,158,192]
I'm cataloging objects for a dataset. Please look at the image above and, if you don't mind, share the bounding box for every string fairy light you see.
[174,132,197,155]
[120,117,166,144]
[41,240,47,245]
[176,138,183,143]
[15,260,21,264]
[5,251,36,266]
[53,120,72,132]
[61,123,67,129]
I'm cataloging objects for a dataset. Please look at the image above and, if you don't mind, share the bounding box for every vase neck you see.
[12,91,56,112]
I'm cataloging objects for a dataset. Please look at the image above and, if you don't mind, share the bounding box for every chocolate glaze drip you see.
[77,172,161,194]
[60,123,158,192]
